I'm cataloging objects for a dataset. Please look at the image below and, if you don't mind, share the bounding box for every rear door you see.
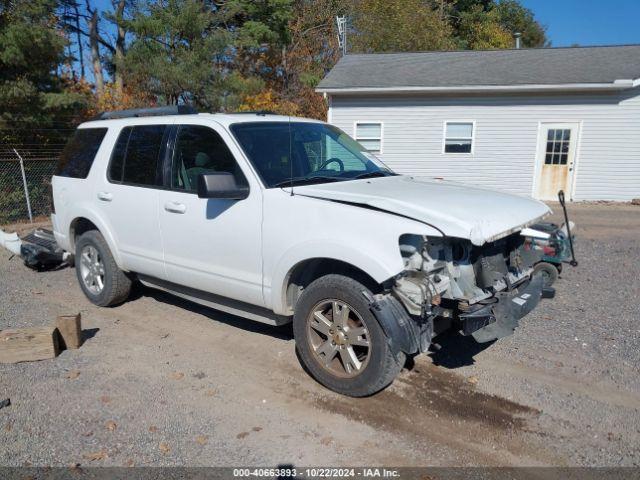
[157,122,264,306]
[95,124,169,278]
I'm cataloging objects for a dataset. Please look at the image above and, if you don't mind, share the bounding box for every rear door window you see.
[108,125,166,187]
[56,128,108,178]
[108,127,130,182]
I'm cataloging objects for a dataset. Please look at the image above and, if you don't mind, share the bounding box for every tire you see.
[75,230,132,307]
[293,274,405,397]
[533,261,559,288]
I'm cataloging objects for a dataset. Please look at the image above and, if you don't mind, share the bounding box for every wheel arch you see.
[68,211,123,267]
[275,255,397,316]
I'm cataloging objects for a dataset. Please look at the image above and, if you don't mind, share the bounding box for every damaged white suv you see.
[52,107,553,396]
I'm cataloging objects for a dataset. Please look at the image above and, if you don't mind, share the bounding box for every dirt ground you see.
[0,203,639,467]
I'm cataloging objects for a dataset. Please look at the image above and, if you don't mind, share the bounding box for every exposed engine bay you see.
[390,232,545,344]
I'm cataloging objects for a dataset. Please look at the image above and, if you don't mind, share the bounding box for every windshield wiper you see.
[272,176,343,188]
[352,171,395,180]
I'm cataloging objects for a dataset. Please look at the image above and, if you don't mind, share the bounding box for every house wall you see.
[328,89,640,201]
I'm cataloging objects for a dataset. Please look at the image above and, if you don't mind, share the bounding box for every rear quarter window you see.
[55,128,108,178]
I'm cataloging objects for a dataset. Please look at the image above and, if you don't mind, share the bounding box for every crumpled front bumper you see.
[459,273,545,343]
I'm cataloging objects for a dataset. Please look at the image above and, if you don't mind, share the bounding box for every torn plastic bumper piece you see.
[0,229,22,255]
[366,293,433,356]
[20,229,65,270]
[460,273,545,343]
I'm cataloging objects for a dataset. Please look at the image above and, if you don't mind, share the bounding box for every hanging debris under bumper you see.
[459,273,546,343]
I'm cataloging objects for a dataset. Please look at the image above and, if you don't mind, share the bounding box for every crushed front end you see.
[372,232,550,355]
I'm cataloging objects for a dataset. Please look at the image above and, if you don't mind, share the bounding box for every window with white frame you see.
[444,122,474,153]
[355,122,382,153]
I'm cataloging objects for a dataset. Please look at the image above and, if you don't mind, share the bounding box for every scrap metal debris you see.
[0,227,69,270]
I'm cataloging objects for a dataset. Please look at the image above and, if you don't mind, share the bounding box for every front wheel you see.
[293,274,405,397]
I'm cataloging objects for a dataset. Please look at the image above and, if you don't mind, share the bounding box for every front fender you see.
[261,189,443,315]
[269,240,405,315]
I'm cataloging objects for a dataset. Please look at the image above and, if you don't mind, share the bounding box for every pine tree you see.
[0,0,86,142]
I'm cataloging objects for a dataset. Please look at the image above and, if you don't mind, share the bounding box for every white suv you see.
[52,106,553,396]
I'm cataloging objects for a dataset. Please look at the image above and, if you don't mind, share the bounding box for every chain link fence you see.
[0,148,60,225]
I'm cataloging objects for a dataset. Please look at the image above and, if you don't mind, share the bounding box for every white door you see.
[535,123,579,200]
[158,123,264,306]
[95,124,167,279]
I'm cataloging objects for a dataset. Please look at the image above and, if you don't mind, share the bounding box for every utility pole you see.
[336,16,347,56]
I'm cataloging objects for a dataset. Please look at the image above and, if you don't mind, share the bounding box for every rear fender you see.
[68,205,123,268]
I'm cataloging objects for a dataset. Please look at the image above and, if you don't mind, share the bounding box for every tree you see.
[121,0,257,109]
[457,4,513,50]
[0,0,86,141]
[112,0,127,94]
[234,0,345,119]
[280,0,345,118]
[221,0,294,103]
[349,0,456,53]
[86,2,104,94]
[1,0,549,130]
[58,0,132,102]
[494,0,547,48]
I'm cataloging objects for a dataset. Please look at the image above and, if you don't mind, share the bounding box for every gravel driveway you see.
[0,203,639,467]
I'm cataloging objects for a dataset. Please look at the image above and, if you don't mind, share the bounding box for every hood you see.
[294,176,551,246]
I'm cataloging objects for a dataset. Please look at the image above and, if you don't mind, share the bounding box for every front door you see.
[535,123,579,200]
[157,122,264,307]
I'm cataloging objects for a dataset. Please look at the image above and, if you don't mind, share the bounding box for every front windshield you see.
[230,121,395,188]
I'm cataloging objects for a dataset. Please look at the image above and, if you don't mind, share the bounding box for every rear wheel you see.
[293,274,404,397]
[75,230,131,307]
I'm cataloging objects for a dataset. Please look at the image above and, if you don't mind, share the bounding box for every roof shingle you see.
[317,45,640,91]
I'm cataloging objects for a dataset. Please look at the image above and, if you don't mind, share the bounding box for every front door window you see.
[171,125,247,192]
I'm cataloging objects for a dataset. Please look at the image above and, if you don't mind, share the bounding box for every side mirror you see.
[197,172,249,200]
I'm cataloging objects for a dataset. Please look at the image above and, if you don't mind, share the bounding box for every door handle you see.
[164,202,187,214]
[97,191,113,202]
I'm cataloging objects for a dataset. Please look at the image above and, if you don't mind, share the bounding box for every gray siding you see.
[329,90,640,201]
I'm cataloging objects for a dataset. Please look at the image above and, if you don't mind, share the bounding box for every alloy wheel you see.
[80,245,105,295]
[306,299,371,378]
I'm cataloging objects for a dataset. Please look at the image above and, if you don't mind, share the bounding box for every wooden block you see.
[0,326,60,363]
[56,313,82,349]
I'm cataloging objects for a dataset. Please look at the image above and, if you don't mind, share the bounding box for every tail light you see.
[48,181,55,214]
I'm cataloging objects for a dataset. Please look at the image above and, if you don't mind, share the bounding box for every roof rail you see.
[91,105,198,121]
[232,110,277,116]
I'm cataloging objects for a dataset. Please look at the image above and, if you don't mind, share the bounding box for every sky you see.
[520,0,640,47]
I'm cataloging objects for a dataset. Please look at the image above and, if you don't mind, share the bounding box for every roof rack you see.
[232,110,277,116]
[91,105,198,121]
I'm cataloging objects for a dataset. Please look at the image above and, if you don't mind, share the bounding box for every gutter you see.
[316,79,638,95]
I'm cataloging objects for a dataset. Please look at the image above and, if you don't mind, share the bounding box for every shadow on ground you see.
[131,282,294,341]
[128,283,499,365]
[429,330,495,369]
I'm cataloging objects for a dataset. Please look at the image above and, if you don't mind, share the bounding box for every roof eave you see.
[316,80,637,95]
